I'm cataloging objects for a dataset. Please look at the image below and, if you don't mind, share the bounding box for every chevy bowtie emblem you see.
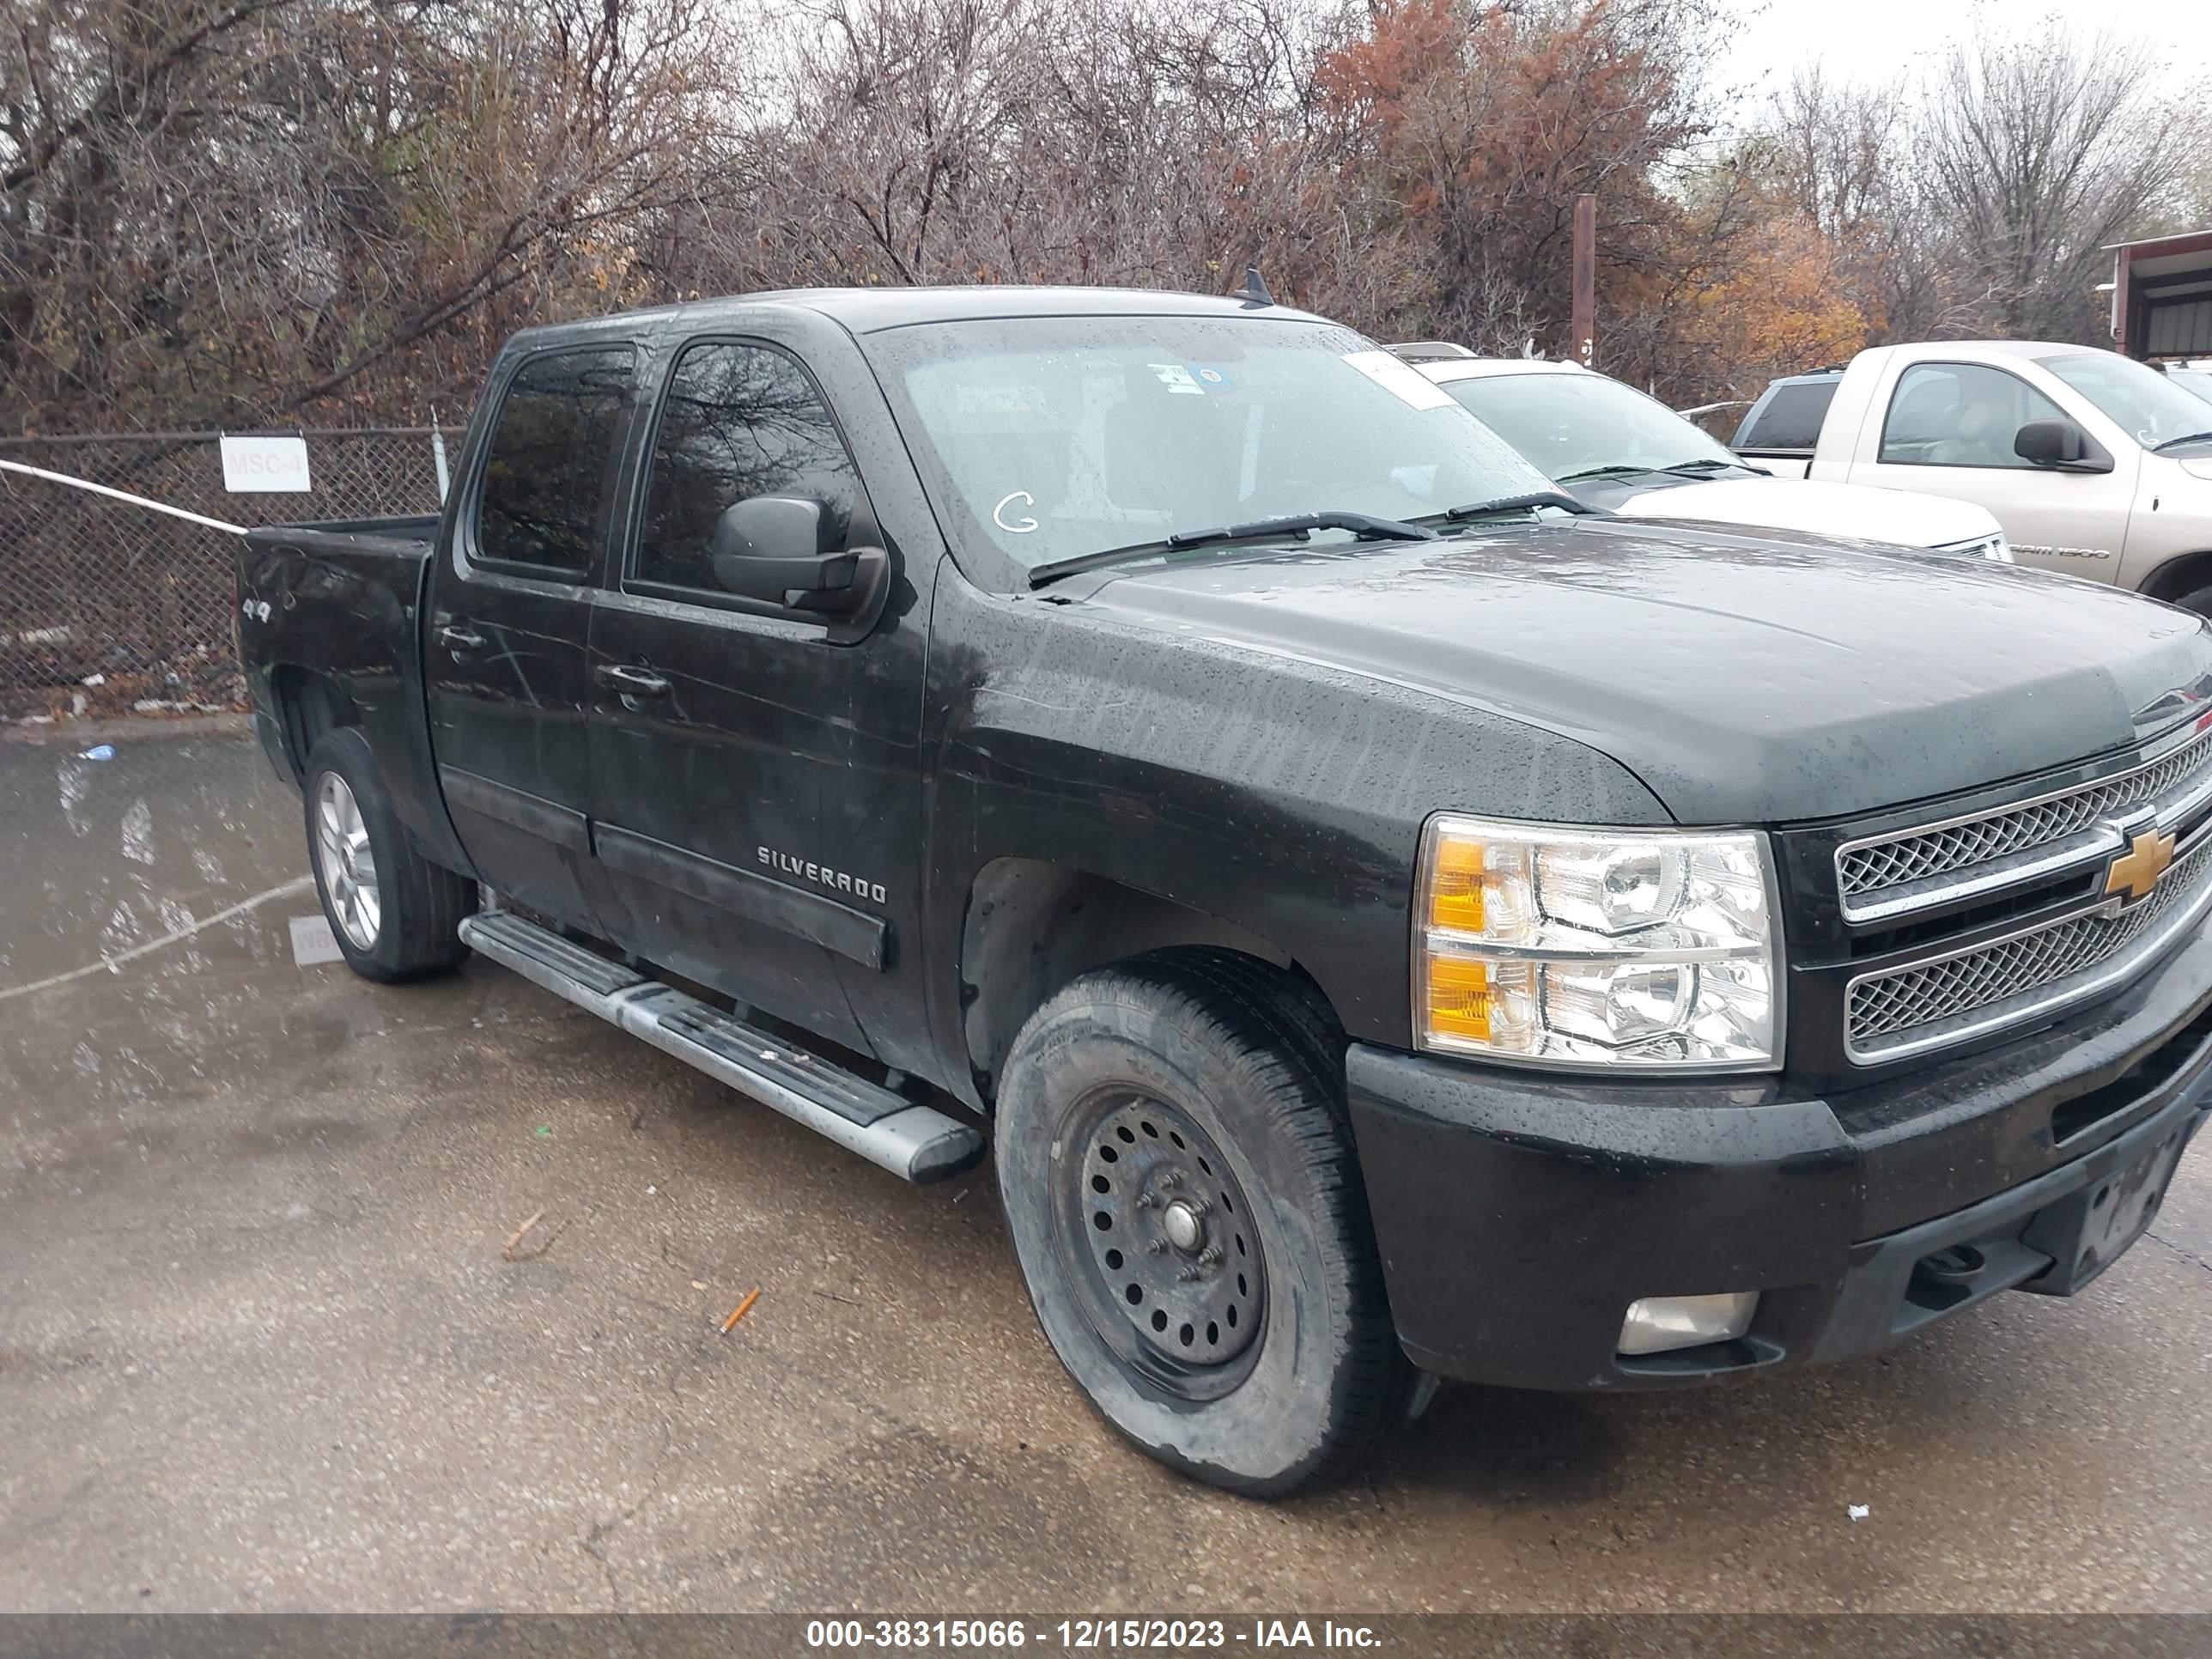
[2106,828,2177,904]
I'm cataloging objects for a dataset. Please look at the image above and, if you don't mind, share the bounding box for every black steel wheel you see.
[1065,1090,1267,1399]
[995,947,1411,1497]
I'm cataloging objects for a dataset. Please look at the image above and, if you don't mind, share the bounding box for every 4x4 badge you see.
[2105,828,2177,904]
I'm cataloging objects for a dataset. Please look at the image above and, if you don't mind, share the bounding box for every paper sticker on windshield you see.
[947,382,1049,417]
[1341,349,1456,410]
[1148,363,1207,395]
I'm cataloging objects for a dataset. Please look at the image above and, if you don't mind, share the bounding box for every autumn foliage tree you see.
[1309,0,1731,385]
[1667,210,1869,404]
[6,0,2197,435]
[1742,22,2210,356]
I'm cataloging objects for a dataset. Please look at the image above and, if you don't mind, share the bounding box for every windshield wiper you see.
[1555,459,1742,485]
[1026,509,1435,589]
[2152,430,2212,453]
[1553,464,1653,484]
[1431,489,1595,523]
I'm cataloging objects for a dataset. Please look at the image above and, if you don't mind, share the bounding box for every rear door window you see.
[1879,362,2066,469]
[473,347,636,575]
[1735,380,1837,451]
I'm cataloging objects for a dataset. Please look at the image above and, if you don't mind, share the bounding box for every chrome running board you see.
[459,910,983,1184]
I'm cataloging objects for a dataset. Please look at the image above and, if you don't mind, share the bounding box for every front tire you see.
[2171,582,2212,620]
[995,948,1409,1496]
[303,726,476,982]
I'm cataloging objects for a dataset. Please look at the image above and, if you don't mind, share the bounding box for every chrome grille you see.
[1847,836,2212,1057]
[1838,723,2212,902]
[1933,533,2007,562]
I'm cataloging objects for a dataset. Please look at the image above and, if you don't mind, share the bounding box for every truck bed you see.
[252,513,442,549]
[236,514,467,874]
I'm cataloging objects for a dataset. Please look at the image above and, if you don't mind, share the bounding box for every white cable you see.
[0,460,300,1000]
[0,875,315,1003]
[0,456,247,534]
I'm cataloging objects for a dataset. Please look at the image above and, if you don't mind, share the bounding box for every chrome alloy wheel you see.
[314,771,381,950]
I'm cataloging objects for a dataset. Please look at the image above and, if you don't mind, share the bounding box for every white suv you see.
[1401,348,2012,562]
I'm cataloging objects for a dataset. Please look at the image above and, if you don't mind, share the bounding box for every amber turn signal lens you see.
[1424,953,1492,1041]
[1428,835,1486,933]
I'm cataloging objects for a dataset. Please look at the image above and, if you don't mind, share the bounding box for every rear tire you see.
[303,726,476,982]
[994,947,1410,1496]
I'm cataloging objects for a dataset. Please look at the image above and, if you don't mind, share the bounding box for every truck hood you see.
[1607,475,2001,550]
[1073,516,2212,823]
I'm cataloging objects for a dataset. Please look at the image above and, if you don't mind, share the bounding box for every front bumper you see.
[1348,917,2212,1391]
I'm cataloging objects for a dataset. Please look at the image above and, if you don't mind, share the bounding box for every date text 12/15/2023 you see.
[803,1620,1383,1650]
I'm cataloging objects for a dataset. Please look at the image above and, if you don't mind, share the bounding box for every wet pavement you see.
[2,727,2209,1614]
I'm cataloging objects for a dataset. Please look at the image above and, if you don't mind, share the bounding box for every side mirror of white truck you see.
[2014,418,2113,474]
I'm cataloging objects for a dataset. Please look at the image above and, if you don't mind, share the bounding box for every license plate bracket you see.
[2021,1126,2191,1296]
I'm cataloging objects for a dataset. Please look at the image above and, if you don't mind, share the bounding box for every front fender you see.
[916,568,1670,1075]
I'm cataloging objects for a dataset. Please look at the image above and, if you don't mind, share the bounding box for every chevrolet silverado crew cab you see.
[1735,341,2212,608]
[239,287,2212,1496]
[1395,345,2011,561]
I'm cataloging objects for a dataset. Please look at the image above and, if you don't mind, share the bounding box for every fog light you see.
[1617,1291,1759,1357]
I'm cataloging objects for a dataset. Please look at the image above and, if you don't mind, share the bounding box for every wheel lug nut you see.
[1158,1170,1182,1189]
[1196,1245,1222,1267]
[1135,1192,1160,1210]
[1147,1239,1169,1255]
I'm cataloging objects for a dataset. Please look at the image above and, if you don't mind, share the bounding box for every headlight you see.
[1413,814,1782,1071]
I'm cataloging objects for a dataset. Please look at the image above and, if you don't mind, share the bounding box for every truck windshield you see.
[2042,353,2212,453]
[1437,368,1745,484]
[865,315,1551,577]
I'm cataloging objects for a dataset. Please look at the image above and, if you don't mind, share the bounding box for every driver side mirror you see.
[2014,418,2113,473]
[710,496,885,616]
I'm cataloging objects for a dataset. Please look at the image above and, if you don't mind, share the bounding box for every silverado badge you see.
[2105,828,2177,905]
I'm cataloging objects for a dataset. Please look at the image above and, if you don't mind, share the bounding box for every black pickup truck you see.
[240,285,2212,1496]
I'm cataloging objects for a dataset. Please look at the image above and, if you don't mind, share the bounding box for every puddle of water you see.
[0,736,302,988]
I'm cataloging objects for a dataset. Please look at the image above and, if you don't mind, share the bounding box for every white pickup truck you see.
[1735,342,2212,611]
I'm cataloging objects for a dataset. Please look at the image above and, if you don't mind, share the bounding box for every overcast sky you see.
[1714,0,2212,105]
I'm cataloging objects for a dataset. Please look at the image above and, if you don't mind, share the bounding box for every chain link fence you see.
[0,428,445,719]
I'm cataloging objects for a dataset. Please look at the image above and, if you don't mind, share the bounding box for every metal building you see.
[2106,228,2212,360]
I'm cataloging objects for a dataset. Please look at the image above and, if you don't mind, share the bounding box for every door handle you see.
[596,663,671,698]
[437,623,486,653]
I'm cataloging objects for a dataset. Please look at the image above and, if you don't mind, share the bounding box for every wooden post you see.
[1571,193,1596,368]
